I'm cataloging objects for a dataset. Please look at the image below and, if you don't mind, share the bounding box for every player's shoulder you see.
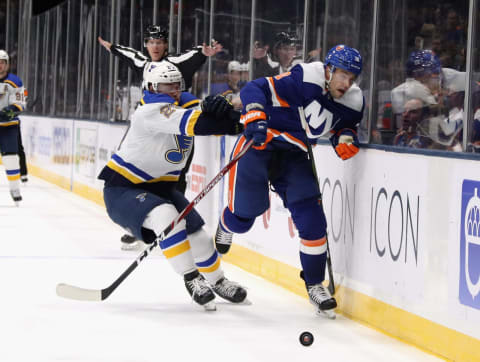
[4,73,23,87]
[179,92,201,108]
[334,83,364,112]
[297,61,326,86]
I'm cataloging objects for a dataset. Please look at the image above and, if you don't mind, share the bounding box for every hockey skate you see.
[214,224,233,254]
[307,283,337,319]
[10,189,22,206]
[20,175,28,183]
[120,234,140,250]
[184,270,216,311]
[212,277,248,303]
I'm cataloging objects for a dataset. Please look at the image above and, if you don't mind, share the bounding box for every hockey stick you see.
[56,139,254,302]
[298,107,335,296]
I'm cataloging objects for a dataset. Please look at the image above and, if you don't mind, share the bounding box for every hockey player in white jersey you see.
[0,50,27,206]
[98,62,247,310]
[98,25,222,249]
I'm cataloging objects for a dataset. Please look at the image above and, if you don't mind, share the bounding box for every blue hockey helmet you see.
[325,45,362,76]
[406,50,441,78]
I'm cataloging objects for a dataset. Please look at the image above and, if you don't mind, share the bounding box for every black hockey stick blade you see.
[56,139,254,302]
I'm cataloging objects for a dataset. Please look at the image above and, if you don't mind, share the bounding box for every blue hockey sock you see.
[300,252,327,286]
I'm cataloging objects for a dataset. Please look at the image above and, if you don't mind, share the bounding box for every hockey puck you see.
[299,331,314,346]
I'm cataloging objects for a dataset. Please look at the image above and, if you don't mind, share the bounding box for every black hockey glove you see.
[201,95,233,119]
[193,109,243,136]
[0,105,19,122]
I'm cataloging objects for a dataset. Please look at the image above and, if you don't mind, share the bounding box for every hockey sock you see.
[188,228,224,284]
[300,237,327,285]
[288,197,328,286]
[2,154,21,191]
[220,207,255,234]
[143,204,196,276]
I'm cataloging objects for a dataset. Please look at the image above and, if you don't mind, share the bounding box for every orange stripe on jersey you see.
[228,136,247,212]
[240,110,266,125]
[301,237,327,247]
[274,71,291,80]
[267,128,307,151]
[267,77,289,107]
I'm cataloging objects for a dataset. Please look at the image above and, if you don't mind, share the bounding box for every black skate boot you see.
[212,277,247,303]
[214,223,233,254]
[300,271,337,319]
[10,189,22,206]
[120,234,139,250]
[184,270,216,311]
[21,175,28,183]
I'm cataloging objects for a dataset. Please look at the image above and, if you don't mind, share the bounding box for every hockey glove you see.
[330,128,360,160]
[0,105,19,122]
[244,120,268,146]
[201,95,233,119]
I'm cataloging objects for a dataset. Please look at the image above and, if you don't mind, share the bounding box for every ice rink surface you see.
[0,174,442,362]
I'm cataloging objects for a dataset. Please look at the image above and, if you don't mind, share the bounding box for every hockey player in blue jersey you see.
[214,45,364,317]
[98,62,247,310]
[0,50,27,206]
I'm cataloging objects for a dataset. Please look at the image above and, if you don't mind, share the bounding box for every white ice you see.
[0,174,441,362]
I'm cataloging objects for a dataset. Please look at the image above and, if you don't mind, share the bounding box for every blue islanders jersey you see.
[0,73,27,127]
[239,61,364,151]
[98,91,200,187]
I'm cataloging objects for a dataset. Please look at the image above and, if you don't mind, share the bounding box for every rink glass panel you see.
[373,0,470,152]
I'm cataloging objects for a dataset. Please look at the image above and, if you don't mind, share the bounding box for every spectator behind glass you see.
[252,32,301,79]
[393,98,432,148]
[210,60,248,110]
[391,49,465,151]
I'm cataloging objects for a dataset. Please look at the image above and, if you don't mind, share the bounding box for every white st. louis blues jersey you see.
[0,73,27,127]
[99,92,201,186]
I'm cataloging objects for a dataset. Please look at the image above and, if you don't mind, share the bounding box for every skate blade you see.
[121,242,140,251]
[316,309,336,319]
[240,298,252,305]
[203,301,217,311]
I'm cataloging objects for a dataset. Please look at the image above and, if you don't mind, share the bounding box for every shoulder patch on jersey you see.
[300,62,326,87]
[5,73,22,87]
[333,84,364,112]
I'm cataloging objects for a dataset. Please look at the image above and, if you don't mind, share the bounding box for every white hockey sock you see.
[2,154,21,191]
[189,228,224,284]
[143,204,196,276]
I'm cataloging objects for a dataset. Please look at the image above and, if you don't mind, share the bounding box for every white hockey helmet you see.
[0,50,9,64]
[144,62,183,92]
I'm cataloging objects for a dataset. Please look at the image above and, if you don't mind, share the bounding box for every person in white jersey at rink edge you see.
[98,62,247,310]
[98,25,223,250]
[214,45,365,318]
[0,50,27,206]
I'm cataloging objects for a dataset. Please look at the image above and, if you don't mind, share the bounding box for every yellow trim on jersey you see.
[197,258,221,274]
[146,175,180,183]
[13,103,23,112]
[106,160,145,183]
[186,110,201,136]
[0,120,19,126]
[4,80,18,88]
[7,174,20,181]
[182,99,200,109]
[140,98,146,105]
[162,240,191,259]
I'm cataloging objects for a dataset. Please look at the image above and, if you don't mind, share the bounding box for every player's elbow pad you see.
[193,111,243,136]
